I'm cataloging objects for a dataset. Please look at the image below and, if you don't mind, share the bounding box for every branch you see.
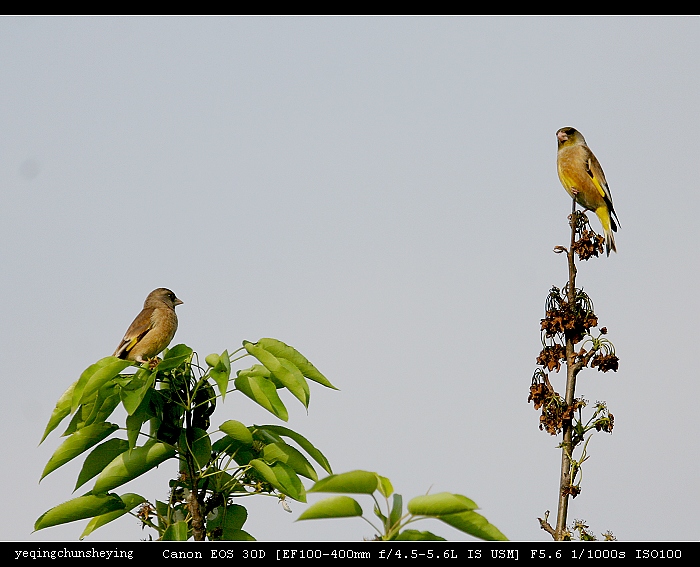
[554,196,579,541]
[538,510,556,537]
[184,405,206,541]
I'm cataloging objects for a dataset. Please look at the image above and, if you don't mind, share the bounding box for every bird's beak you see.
[557,131,568,142]
[174,298,184,306]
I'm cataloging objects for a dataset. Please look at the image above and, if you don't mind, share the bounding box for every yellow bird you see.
[113,288,183,363]
[556,127,620,255]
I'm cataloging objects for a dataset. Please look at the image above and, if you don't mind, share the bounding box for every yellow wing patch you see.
[124,336,141,354]
[586,158,606,199]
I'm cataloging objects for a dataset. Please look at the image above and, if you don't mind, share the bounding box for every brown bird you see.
[556,127,620,255]
[113,288,183,363]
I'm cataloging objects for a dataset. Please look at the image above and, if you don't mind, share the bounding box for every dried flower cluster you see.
[593,404,615,433]
[570,212,605,261]
[536,345,566,372]
[540,286,597,345]
[528,373,585,436]
[571,228,605,260]
[562,484,581,499]
[569,520,617,541]
[591,353,619,373]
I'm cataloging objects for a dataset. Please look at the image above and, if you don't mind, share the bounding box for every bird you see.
[113,288,183,363]
[556,127,620,255]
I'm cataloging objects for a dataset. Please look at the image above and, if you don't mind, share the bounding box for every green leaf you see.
[238,364,284,389]
[84,384,121,428]
[395,529,446,541]
[244,342,309,407]
[224,529,256,541]
[209,503,246,529]
[256,338,338,390]
[162,521,189,541]
[248,459,306,502]
[373,502,388,524]
[119,368,156,416]
[234,374,288,421]
[254,428,283,445]
[296,496,363,520]
[270,461,306,502]
[211,436,243,456]
[79,493,145,539]
[237,364,271,380]
[92,441,176,494]
[220,420,253,445]
[262,442,317,481]
[40,380,77,444]
[210,350,231,401]
[224,504,248,532]
[255,425,332,474]
[164,344,193,357]
[72,358,132,414]
[248,458,278,487]
[377,475,393,498]
[62,394,99,437]
[309,470,379,494]
[280,358,311,406]
[207,503,249,540]
[389,493,403,528]
[407,493,478,516]
[155,355,191,372]
[439,510,508,541]
[35,493,125,531]
[75,438,130,491]
[62,410,85,438]
[211,436,256,466]
[41,422,119,481]
[155,500,169,530]
[157,344,192,371]
[126,386,158,449]
[181,428,212,470]
[125,390,152,451]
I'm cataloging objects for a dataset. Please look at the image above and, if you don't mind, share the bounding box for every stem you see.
[184,402,206,541]
[554,197,579,540]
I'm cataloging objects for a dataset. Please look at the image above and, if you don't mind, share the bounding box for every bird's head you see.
[145,288,183,309]
[556,127,585,147]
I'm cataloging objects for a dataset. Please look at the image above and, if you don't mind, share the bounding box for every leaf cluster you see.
[298,470,507,541]
[36,338,336,540]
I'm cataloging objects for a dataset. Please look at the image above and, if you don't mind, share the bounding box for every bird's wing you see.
[585,153,614,206]
[585,151,620,228]
[114,308,155,358]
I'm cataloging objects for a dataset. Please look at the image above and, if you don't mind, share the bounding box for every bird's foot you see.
[135,356,161,370]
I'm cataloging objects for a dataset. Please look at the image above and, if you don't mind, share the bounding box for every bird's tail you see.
[594,206,617,256]
[604,229,617,256]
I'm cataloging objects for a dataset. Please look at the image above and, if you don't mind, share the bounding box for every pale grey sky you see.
[2,16,698,542]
